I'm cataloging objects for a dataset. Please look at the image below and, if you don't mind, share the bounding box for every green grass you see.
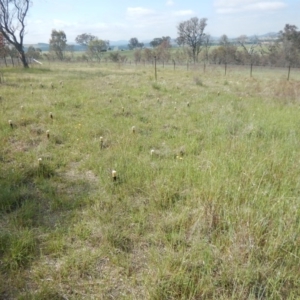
[1,62,300,299]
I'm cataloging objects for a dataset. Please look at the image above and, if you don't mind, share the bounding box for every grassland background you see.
[1,62,300,299]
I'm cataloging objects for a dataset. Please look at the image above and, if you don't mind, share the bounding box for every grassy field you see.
[1,62,300,299]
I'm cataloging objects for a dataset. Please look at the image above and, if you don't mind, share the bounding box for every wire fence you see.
[0,57,299,80]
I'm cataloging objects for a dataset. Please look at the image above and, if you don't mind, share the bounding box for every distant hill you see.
[24,41,129,52]
[24,43,86,52]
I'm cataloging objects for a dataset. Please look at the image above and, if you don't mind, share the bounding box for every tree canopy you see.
[150,36,171,48]
[49,30,67,60]
[75,33,96,46]
[176,17,207,63]
[128,37,144,50]
[88,38,109,62]
[177,17,207,62]
[279,24,300,66]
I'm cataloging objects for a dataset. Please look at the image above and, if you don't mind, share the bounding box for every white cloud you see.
[173,10,195,16]
[53,19,75,27]
[166,0,175,6]
[126,7,155,19]
[214,0,287,14]
[28,19,43,25]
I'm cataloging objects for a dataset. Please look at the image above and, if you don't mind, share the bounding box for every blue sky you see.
[25,0,300,44]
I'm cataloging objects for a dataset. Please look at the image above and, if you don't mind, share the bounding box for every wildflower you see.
[46,130,50,139]
[38,158,42,165]
[132,126,136,134]
[8,120,13,128]
[112,170,117,181]
[150,149,155,156]
[100,136,104,149]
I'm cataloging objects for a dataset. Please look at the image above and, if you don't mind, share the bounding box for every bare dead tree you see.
[0,0,30,68]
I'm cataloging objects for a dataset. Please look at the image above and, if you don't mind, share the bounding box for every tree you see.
[142,48,153,62]
[279,24,300,49]
[150,38,161,48]
[8,46,18,66]
[202,34,211,72]
[218,34,236,74]
[49,30,67,60]
[128,37,144,50]
[0,44,9,66]
[279,24,300,79]
[237,35,261,77]
[176,17,207,63]
[109,51,121,62]
[150,36,171,48]
[134,48,142,63]
[88,38,108,62]
[27,46,41,59]
[154,41,171,63]
[0,0,30,68]
[75,33,96,47]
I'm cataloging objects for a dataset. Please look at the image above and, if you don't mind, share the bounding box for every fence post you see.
[287,65,291,81]
[154,56,157,81]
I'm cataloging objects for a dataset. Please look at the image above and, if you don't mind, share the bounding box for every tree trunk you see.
[17,47,29,68]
